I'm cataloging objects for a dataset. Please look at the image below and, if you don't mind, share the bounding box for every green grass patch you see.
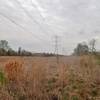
[0,69,7,86]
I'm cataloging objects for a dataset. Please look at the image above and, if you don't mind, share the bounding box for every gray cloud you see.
[0,0,100,54]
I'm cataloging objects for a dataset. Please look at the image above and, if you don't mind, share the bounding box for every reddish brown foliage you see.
[5,61,24,82]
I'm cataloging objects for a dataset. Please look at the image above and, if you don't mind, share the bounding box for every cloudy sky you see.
[0,0,100,54]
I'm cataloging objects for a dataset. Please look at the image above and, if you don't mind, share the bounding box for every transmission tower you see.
[54,35,60,64]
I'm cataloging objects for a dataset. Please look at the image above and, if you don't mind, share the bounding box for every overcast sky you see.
[0,0,100,54]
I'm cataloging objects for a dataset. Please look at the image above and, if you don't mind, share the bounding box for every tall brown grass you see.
[0,56,99,100]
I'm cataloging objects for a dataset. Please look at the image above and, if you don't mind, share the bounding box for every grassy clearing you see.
[0,56,99,100]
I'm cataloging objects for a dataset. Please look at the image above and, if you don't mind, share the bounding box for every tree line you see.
[0,39,98,56]
[0,40,32,56]
[0,40,55,56]
[73,39,97,56]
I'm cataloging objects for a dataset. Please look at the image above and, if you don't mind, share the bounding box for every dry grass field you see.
[0,56,100,100]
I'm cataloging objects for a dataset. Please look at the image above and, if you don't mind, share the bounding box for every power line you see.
[0,12,46,42]
[13,0,49,37]
[31,0,54,35]
[31,0,64,42]
[15,0,62,44]
[31,0,45,21]
[14,0,64,42]
[31,0,58,36]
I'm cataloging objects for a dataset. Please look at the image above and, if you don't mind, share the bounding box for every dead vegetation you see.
[0,56,100,100]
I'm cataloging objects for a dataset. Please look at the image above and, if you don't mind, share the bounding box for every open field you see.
[0,56,100,100]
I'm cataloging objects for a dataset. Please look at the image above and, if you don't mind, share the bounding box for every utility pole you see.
[54,35,59,64]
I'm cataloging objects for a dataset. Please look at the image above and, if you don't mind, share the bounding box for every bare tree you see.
[89,39,96,53]
[0,40,10,56]
[0,40,9,50]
